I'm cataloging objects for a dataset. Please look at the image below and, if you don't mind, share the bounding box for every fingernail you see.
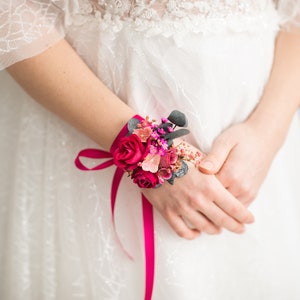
[200,161,213,170]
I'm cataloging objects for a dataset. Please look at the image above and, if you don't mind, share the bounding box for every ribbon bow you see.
[74,115,155,300]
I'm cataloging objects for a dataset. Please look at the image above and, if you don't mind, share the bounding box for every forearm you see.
[7,39,135,150]
[199,28,300,204]
[247,29,300,144]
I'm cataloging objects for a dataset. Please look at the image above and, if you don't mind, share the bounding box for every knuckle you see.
[228,204,240,216]
[218,215,229,228]
[227,172,240,185]
[188,196,202,209]
[163,207,173,220]
[239,182,251,195]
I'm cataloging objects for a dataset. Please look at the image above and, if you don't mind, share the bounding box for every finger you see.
[215,164,232,188]
[165,212,201,240]
[198,136,236,175]
[213,184,255,224]
[215,153,246,188]
[195,197,246,234]
[203,176,255,224]
[232,192,256,207]
[192,178,255,233]
[182,210,221,235]
[222,181,241,196]
[222,178,257,207]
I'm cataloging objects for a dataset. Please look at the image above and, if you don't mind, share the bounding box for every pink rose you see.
[158,167,173,182]
[131,168,159,189]
[159,147,178,168]
[113,134,150,171]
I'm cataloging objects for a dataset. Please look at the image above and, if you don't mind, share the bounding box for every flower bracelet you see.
[112,110,204,189]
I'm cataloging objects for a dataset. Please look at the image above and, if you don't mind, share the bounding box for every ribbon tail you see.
[111,167,134,260]
[75,148,114,171]
[142,194,155,300]
[111,170,155,298]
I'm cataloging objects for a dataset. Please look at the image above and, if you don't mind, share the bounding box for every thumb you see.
[199,136,235,175]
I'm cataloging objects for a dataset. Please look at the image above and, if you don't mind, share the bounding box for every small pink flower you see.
[149,145,158,155]
[157,128,166,135]
[151,131,160,139]
[133,126,152,142]
[160,139,168,150]
[160,147,178,168]
[141,153,161,173]
[158,167,173,181]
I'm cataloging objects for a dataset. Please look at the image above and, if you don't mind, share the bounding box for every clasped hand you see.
[143,119,282,239]
[142,137,256,239]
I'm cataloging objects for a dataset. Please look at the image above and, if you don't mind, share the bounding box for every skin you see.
[7,39,254,240]
[199,29,300,206]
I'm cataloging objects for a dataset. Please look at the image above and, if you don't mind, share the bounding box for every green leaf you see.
[175,161,188,178]
[167,110,188,127]
[167,173,176,185]
[127,118,140,134]
[158,122,173,132]
[163,128,190,141]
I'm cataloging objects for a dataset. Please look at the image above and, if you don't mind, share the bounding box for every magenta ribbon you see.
[74,115,155,300]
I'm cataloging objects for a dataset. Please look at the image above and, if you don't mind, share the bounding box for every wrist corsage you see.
[113,110,204,189]
[74,109,205,300]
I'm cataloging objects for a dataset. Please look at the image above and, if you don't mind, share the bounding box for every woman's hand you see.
[142,157,255,240]
[198,120,284,206]
[199,29,300,207]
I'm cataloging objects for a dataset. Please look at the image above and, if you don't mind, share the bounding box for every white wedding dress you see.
[1,1,300,299]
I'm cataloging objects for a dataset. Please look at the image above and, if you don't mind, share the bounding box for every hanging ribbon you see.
[74,115,155,300]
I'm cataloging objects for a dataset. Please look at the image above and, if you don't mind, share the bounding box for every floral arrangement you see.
[113,110,204,189]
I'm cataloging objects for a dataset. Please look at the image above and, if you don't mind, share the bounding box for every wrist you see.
[246,107,292,153]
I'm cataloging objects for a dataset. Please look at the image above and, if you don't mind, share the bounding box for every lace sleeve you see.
[0,0,66,70]
[276,0,300,29]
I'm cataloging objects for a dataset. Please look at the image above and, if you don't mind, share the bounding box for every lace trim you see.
[0,1,64,55]
[91,0,265,20]
[67,0,279,36]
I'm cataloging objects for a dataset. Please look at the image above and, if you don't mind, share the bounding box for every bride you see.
[1,1,300,299]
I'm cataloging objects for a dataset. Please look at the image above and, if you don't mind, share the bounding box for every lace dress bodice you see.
[0,0,299,69]
[68,0,278,35]
[90,0,265,20]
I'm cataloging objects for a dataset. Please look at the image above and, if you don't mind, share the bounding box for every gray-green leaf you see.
[167,110,188,127]
[127,118,140,134]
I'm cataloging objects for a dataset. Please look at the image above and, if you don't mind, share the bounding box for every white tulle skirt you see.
[1,12,300,300]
